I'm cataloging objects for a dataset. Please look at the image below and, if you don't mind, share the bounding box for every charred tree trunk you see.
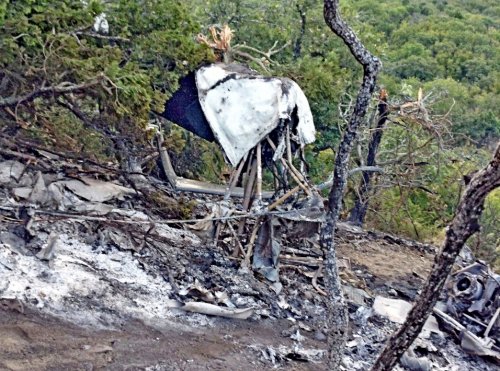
[349,90,389,225]
[320,0,381,368]
[293,4,306,60]
[371,143,500,371]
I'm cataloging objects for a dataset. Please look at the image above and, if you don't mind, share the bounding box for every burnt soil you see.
[0,231,432,371]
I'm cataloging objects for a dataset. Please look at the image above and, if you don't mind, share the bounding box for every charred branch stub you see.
[371,143,500,371]
[321,0,381,368]
[293,4,307,60]
[197,25,290,71]
[197,25,234,63]
[349,89,389,226]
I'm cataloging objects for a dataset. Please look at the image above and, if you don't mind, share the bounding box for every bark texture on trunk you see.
[349,90,388,225]
[371,143,500,371]
[321,0,381,368]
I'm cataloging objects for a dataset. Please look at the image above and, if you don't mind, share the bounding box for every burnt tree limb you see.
[349,90,389,225]
[293,3,307,60]
[0,78,103,108]
[321,0,381,368]
[371,143,500,371]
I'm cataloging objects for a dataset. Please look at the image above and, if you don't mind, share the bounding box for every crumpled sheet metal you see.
[276,193,325,223]
[60,177,136,203]
[161,71,215,141]
[446,261,499,324]
[253,217,281,282]
[0,160,25,185]
[196,63,315,166]
[433,308,500,361]
[439,261,500,360]
[460,330,500,360]
[12,174,136,208]
[373,296,443,338]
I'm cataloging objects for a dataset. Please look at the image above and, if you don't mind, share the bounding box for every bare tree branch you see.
[73,31,131,43]
[293,3,307,60]
[233,40,291,62]
[371,142,500,370]
[231,49,270,71]
[316,166,384,191]
[320,0,381,368]
[349,90,389,225]
[0,78,103,108]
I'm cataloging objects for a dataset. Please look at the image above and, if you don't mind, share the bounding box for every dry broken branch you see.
[233,40,291,63]
[196,24,289,69]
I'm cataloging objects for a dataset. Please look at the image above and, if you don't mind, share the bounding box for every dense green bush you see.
[0,0,209,159]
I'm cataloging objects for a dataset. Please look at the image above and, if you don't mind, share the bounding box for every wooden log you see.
[224,153,248,200]
[157,132,178,188]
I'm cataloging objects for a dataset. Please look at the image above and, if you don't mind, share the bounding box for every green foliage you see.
[470,189,500,269]
[1,0,208,161]
[341,0,500,145]
[306,147,335,185]
[365,145,492,241]
[26,103,113,160]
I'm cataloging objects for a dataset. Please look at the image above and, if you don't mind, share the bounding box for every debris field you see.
[0,148,498,370]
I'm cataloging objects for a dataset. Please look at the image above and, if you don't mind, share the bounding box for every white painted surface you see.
[196,64,315,166]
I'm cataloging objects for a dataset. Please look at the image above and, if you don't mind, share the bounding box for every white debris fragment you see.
[290,330,305,342]
[373,296,443,337]
[0,160,25,184]
[60,177,135,202]
[36,232,59,261]
[93,13,109,34]
[196,64,315,166]
[175,301,253,320]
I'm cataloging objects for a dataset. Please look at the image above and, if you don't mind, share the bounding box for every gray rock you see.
[0,160,25,184]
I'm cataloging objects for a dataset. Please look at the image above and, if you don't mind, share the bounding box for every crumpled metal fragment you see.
[253,217,281,282]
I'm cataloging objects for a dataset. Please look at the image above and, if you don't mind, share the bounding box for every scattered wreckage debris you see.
[174,301,253,320]
[370,256,500,364]
[256,343,326,365]
[0,143,498,370]
[372,296,443,338]
[434,260,500,360]
[160,62,315,201]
